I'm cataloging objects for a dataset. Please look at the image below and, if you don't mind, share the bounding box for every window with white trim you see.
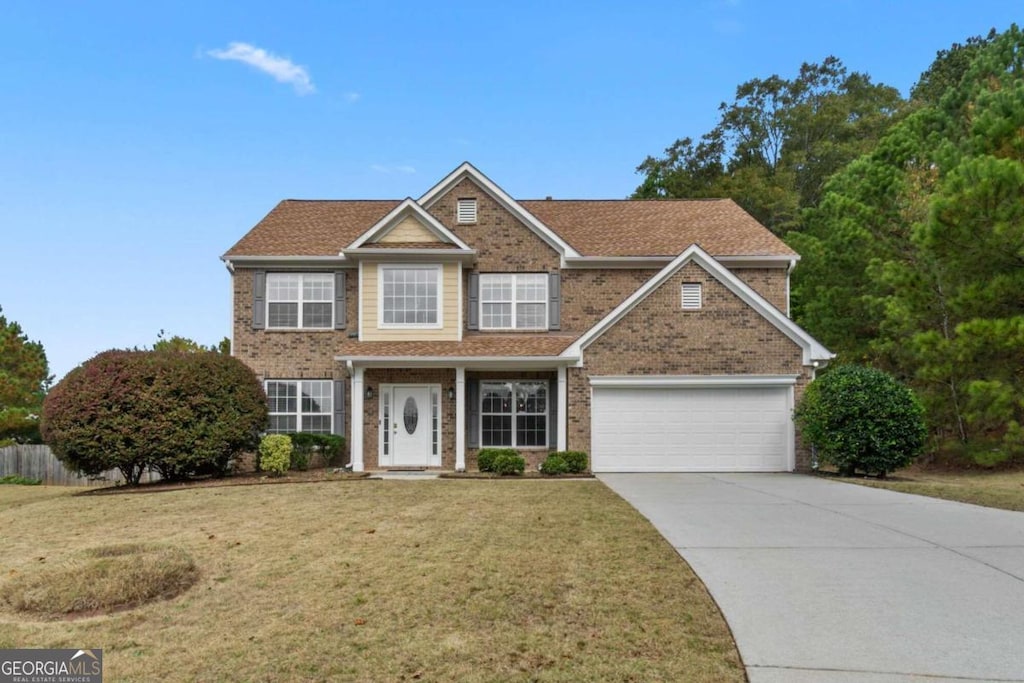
[266,380,333,434]
[681,282,702,310]
[481,381,547,448]
[457,198,477,223]
[380,265,441,327]
[480,273,548,330]
[267,273,333,328]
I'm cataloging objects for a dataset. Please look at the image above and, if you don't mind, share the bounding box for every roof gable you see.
[564,244,832,365]
[347,198,472,251]
[419,162,581,258]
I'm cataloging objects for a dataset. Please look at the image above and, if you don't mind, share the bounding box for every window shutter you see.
[467,272,480,331]
[467,378,480,448]
[548,377,558,449]
[548,272,561,331]
[332,380,345,437]
[334,271,347,330]
[252,270,266,330]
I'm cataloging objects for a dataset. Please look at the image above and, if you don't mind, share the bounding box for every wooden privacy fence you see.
[0,444,161,486]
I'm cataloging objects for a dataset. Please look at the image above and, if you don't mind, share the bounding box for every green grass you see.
[837,468,1024,512]
[0,480,743,682]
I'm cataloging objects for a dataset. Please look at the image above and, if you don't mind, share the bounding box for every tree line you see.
[635,25,1022,465]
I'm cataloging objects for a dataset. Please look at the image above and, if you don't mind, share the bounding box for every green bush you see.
[477,448,518,473]
[287,433,345,469]
[259,435,292,476]
[539,454,569,475]
[0,474,42,485]
[41,350,267,485]
[548,450,588,473]
[795,365,927,477]
[491,452,525,476]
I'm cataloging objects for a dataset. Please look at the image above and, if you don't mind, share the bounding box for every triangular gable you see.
[418,162,581,259]
[347,198,472,250]
[563,244,834,366]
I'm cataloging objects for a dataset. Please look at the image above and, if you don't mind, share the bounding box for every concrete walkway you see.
[599,473,1024,683]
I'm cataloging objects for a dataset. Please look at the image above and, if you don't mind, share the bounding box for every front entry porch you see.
[343,361,571,472]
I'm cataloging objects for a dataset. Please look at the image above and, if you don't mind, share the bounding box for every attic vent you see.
[681,283,702,310]
[456,198,477,224]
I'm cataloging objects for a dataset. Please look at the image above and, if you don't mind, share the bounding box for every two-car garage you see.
[590,377,796,472]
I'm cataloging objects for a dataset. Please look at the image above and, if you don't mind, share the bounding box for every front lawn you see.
[0,480,743,682]
[838,468,1024,512]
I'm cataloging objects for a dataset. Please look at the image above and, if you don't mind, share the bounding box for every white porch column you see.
[350,365,365,472]
[455,366,466,472]
[557,365,568,451]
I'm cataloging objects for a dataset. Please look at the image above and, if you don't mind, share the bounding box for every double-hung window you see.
[267,273,333,328]
[266,380,333,434]
[480,381,547,448]
[380,265,441,327]
[480,274,547,330]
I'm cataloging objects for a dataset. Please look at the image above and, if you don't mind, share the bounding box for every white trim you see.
[222,255,351,267]
[457,261,463,342]
[478,273,549,331]
[455,367,466,472]
[418,162,581,258]
[337,355,577,369]
[357,261,364,340]
[349,365,365,471]
[342,249,476,262]
[563,244,833,366]
[589,375,798,389]
[348,198,473,250]
[556,366,567,451]
[561,254,798,269]
[785,384,796,471]
[377,264,443,330]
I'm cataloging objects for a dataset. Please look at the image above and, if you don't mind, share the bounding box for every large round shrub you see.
[795,365,926,477]
[41,350,267,484]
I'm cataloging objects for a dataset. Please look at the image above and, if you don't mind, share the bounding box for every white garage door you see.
[591,384,793,472]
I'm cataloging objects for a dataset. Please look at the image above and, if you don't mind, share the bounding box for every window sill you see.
[263,328,339,333]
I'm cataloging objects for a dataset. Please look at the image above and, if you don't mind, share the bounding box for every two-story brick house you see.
[223,163,832,472]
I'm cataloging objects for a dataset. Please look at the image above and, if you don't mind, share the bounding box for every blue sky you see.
[1,1,1019,381]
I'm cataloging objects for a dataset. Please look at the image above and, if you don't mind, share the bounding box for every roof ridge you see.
[519,198,731,203]
[280,198,402,203]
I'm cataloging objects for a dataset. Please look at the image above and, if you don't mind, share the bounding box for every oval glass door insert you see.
[403,396,418,434]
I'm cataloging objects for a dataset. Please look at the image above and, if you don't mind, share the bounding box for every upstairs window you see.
[480,273,548,330]
[380,265,441,327]
[266,379,333,434]
[681,282,702,310]
[456,198,477,224]
[267,273,333,328]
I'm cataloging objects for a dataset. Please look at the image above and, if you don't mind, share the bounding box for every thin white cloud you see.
[343,91,361,103]
[207,42,315,95]
[371,164,417,175]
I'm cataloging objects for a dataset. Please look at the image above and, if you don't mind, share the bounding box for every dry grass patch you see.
[0,480,743,682]
[836,468,1024,512]
[1,543,198,617]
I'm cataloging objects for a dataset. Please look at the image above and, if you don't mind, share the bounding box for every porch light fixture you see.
[365,387,374,400]
[447,387,455,400]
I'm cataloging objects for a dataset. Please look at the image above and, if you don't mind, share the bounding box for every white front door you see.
[390,385,432,467]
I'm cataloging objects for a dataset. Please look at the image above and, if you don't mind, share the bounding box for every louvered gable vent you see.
[681,283,702,310]
[456,198,477,224]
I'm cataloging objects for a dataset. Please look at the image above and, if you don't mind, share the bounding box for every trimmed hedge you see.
[539,454,569,475]
[548,451,588,473]
[795,364,926,477]
[491,452,526,476]
[259,435,292,476]
[478,448,519,473]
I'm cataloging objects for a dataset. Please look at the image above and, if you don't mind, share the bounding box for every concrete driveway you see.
[599,473,1024,683]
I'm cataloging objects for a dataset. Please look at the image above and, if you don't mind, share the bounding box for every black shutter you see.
[548,272,561,331]
[548,377,558,450]
[467,378,480,448]
[468,272,480,331]
[252,270,266,330]
[332,380,345,437]
[334,271,347,330]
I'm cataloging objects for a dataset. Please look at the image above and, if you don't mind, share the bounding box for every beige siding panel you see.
[379,216,443,243]
[361,262,459,341]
